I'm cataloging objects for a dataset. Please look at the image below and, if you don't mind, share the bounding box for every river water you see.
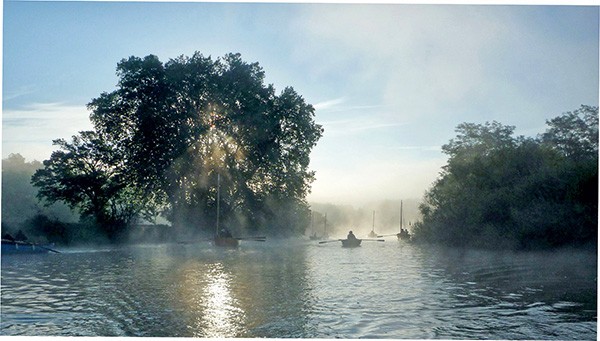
[1,239,596,339]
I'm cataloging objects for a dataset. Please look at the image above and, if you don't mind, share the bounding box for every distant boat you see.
[309,213,329,240]
[309,210,320,240]
[368,210,378,238]
[214,173,239,247]
[214,235,239,247]
[1,239,59,254]
[397,200,411,241]
[319,235,382,247]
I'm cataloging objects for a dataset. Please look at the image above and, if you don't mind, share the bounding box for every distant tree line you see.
[308,200,421,237]
[1,153,82,244]
[413,105,598,250]
[30,52,323,242]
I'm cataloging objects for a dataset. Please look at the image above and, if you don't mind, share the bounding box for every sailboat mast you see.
[216,173,220,236]
[400,200,403,232]
[372,210,375,231]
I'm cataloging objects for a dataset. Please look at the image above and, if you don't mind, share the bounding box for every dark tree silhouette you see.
[414,105,598,250]
[33,52,322,240]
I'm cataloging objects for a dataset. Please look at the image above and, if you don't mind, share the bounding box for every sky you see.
[2,1,599,206]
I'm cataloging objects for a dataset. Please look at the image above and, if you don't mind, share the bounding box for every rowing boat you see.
[341,238,362,248]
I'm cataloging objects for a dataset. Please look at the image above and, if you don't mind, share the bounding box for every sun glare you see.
[178,262,246,337]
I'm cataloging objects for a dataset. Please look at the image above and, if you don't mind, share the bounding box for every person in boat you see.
[347,230,357,240]
[219,228,233,238]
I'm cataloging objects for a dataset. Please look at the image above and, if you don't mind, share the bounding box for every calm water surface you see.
[1,239,596,339]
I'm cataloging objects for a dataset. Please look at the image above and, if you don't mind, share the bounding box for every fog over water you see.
[1,3,597,339]
[1,240,596,339]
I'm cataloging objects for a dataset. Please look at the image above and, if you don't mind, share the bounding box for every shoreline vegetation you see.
[2,54,597,251]
[413,105,598,251]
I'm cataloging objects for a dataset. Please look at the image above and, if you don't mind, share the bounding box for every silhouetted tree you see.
[34,52,322,238]
[414,106,598,250]
[31,131,159,241]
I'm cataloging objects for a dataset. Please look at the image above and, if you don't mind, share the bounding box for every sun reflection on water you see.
[178,262,246,338]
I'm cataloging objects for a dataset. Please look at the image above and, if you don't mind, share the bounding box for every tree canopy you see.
[414,105,598,250]
[32,52,323,241]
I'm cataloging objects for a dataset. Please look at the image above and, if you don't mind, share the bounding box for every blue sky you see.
[2,1,599,205]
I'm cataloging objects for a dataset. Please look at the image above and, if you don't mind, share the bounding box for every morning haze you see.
[1,2,597,339]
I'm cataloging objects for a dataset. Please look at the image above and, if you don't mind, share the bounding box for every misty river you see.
[1,239,596,339]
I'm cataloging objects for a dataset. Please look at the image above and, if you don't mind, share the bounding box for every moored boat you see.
[396,200,411,241]
[368,210,378,238]
[214,236,239,247]
[397,229,411,240]
[1,239,57,254]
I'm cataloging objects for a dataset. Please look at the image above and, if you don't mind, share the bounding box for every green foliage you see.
[31,131,158,241]
[32,52,322,240]
[415,105,598,250]
[87,52,322,236]
[24,214,69,245]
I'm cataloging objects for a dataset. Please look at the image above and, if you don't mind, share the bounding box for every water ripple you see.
[1,242,596,339]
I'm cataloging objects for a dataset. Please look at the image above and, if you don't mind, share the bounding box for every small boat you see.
[310,213,329,241]
[1,239,57,254]
[397,229,410,240]
[341,238,362,248]
[319,233,381,247]
[397,200,411,241]
[308,211,320,240]
[214,236,239,247]
[368,211,378,238]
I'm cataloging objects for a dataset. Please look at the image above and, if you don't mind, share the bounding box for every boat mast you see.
[324,213,327,237]
[372,210,375,232]
[400,200,403,232]
[216,173,220,237]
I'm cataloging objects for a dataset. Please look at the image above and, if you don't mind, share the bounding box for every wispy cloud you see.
[2,85,37,102]
[2,102,92,160]
[321,117,406,136]
[387,145,441,152]
[294,5,598,125]
[313,97,346,111]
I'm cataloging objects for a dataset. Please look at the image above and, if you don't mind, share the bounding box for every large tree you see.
[85,52,322,236]
[414,106,598,249]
